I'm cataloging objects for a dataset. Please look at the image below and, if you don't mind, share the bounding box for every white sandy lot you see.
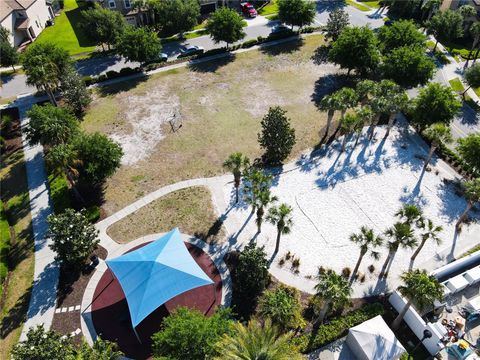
[219,122,480,298]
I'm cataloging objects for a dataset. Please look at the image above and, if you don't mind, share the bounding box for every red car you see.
[241,2,257,18]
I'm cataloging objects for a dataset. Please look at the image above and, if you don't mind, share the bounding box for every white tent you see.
[465,296,480,313]
[346,315,406,360]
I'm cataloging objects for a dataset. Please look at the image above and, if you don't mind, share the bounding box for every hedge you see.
[82,28,323,86]
[293,302,385,353]
[47,171,72,214]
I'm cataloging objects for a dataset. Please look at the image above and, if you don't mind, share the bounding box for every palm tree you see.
[340,112,362,152]
[213,319,302,360]
[421,0,441,21]
[465,22,480,67]
[267,203,293,255]
[255,188,278,233]
[395,203,424,228]
[422,123,452,168]
[243,168,272,214]
[355,80,377,106]
[355,105,374,146]
[78,336,124,359]
[349,226,383,283]
[313,269,352,325]
[379,222,417,278]
[319,93,339,136]
[392,269,443,330]
[333,87,358,129]
[456,178,480,228]
[411,219,443,263]
[380,80,408,138]
[459,5,476,33]
[223,152,250,203]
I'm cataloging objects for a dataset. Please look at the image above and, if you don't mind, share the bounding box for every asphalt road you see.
[1,2,385,99]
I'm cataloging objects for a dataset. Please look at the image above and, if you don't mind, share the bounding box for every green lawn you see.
[0,201,10,296]
[359,0,381,7]
[345,0,371,11]
[258,0,278,16]
[449,78,465,92]
[35,0,96,56]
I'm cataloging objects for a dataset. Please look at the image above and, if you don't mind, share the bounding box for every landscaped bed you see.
[83,35,338,215]
[106,187,225,243]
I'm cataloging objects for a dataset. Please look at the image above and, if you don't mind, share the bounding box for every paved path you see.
[7,95,60,341]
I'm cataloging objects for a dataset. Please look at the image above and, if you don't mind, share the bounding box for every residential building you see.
[441,0,480,13]
[0,0,55,47]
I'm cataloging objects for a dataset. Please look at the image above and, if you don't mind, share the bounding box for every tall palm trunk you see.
[379,246,396,278]
[341,132,350,152]
[456,201,473,228]
[350,249,366,284]
[424,143,437,168]
[433,39,439,52]
[411,238,427,263]
[368,115,380,140]
[392,299,412,330]
[274,225,283,254]
[64,168,85,206]
[354,131,362,148]
[384,113,396,138]
[234,173,241,203]
[313,301,330,326]
[465,37,479,68]
[256,206,264,233]
[325,109,334,135]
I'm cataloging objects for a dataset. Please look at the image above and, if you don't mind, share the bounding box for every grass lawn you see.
[35,0,96,57]
[258,0,278,16]
[449,78,465,92]
[82,35,335,215]
[345,0,371,11]
[107,187,225,243]
[358,0,381,7]
[0,117,34,359]
[0,201,10,295]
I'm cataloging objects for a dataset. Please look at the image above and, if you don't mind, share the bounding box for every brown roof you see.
[0,0,37,22]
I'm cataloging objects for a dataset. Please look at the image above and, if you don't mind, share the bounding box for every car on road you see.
[271,24,291,34]
[241,2,257,18]
[143,52,168,66]
[178,45,205,58]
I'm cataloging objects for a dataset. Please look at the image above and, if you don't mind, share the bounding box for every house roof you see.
[15,16,29,29]
[0,0,37,22]
[105,228,214,328]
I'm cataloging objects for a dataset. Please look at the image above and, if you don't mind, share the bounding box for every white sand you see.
[218,122,480,297]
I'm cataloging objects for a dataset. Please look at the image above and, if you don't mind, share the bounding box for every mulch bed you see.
[50,245,107,343]
[91,242,222,359]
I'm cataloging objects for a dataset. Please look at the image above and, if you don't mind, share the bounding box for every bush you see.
[105,70,120,79]
[119,67,137,75]
[293,303,385,353]
[242,39,259,48]
[98,74,107,82]
[301,26,320,33]
[85,206,101,223]
[82,76,94,86]
[47,171,72,213]
[198,47,228,58]
[341,267,351,279]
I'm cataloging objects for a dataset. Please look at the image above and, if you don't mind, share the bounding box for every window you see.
[108,0,116,8]
[124,0,131,8]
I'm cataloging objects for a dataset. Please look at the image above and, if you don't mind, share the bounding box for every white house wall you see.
[25,0,52,38]
[0,12,17,46]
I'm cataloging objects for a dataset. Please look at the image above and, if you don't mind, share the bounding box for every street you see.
[1,2,385,99]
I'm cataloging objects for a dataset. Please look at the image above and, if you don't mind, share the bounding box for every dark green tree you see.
[259,285,305,331]
[258,106,296,165]
[154,0,200,36]
[81,5,126,50]
[243,168,273,215]
[223,152,250,203]
[47,209,100,268]
[116,26,161,63]
[26,104,79,147]
[428,9,463,51]
[463,63,480,98]
[151,307,234,360]
[378,19,426,52]
[456,178,480,228]
[73,132,123,185]
[206,7,245,48]
[11,325,74,360]
[382,46,436,87]
[412,82,461,129]
[77,337,124,359]
[0,41,19,71]
[328,26,381,76]
[21,42,71,105]
[278,0,316,30]
[60,66,92,116]
[457,133,480,172]
[324,8,349,42]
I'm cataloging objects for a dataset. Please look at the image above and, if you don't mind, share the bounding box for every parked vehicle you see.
[178,45,204,58]
[241,2,257,18]
[271,24,290,34]
[143,52,168,65]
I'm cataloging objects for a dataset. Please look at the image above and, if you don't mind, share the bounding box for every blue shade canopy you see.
[106,228,214,328]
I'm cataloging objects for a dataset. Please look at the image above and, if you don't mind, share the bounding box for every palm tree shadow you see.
[268,248,279,267]
[228,211,254,246]
[447,228,460,262]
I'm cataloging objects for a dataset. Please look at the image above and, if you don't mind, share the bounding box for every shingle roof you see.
[0,0,37,22]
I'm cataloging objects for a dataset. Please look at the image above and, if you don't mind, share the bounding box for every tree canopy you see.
[81,5,126,50]
[328,26,381,75]
[378,19,426,52]
[73,132,123,184]
[0,40,19,71]
[412,82,461,128]
[47,209,100,268]
[152,0,200,36]
[60,66,92,116]
[259,285,305,331]
[457,133,480,172]
[26,104,79,147]
[464,63,480,92]
[258,106,296,165]
[152,307,234,360]
[324,8,349,42]
[206,7,246,46]
[428,10,463,49]
[382,46,436,87]
[116,26,161,63]
[278,0,316,29]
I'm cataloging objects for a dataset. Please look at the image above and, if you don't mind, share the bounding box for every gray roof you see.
[1,0,38,22]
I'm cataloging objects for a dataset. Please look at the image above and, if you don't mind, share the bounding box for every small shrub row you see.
[293,302,385,353]
[82,66,142,85]
[436,141,478,179]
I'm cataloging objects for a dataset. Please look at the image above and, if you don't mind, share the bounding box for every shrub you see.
[198,47,228,58]
[368,264,375,273]
[292,257,300,269]
[105,70,120,79]
[119,67,137,75]
[98,74,107,82]
[257,35,266,42]
[242,39,259,48]
[85,206,101,223]
[293,303,385,353]
[82,76,94,86]
[341,267,351,279]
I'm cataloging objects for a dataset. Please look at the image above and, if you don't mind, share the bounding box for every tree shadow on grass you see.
[188,53,236,73]
[0,286,31,339]
[311,44,331,65]
[95,76,148,97]
[310,74,354,109]
[259,36,304,56]
[64,4,96,48]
